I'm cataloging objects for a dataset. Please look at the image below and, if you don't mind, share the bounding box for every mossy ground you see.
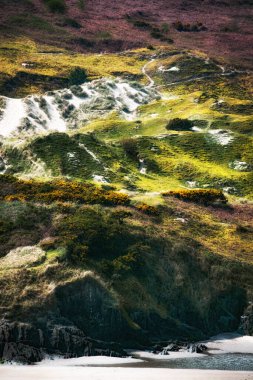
[0,37,149,96]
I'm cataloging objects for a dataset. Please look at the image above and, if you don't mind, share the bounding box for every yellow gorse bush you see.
[0,175,130,206]
[162,189,227,205]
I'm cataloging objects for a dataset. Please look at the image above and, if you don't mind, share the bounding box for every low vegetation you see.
[43,0,66,13]
[0,175,130,206]
[173,21,207,32]
[163,189,228,205]
[166,118,194,131]
[69,67,88,85]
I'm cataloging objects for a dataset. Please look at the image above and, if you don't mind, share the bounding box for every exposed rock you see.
[0,319,126,364]
[187,343,208,353]
[161,343,181,354]
[239,303,253,336]
[1,342,44,364]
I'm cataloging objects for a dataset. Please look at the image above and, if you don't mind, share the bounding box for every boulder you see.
[187,343,207,353]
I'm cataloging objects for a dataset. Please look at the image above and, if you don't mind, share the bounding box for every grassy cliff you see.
[0,14,252,361]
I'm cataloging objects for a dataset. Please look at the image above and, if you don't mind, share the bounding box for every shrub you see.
[113,243,149,273]
[132,20,150,29]
[166,118,194,131]
[56,208,135,263]
[63,18,81,29]
[161,23,169,33]
[150,29,164,39]
[163,189,227,205]
[69,67,88,85]
[121,138,139,160]
[74,38,95,48]
[44,0,66,13]
[173,21,207,32]
[0,175,130,207]
[136,203,159,215]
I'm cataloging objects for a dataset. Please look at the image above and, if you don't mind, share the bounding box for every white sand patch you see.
[167,66,180,72]
[158,66,180,72]
[208,129,233,145]
[0,78,158,139]
[43,96,66,132]
[192,126,202,132]
[113,82,138,112]
[1,367,252,380]
[38,355,142,366]
[0,365,253,380]
[0,98,26,137]
[205,333,253,354]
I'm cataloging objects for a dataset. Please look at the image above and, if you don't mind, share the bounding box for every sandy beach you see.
[0,366,253,380]
[1,334,253,379]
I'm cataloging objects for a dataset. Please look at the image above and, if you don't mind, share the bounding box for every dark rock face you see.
[0,274,249,363]
[1,342,44,364]
[0,321,44,363]
[0,319,126,364]
[54,277,131,342]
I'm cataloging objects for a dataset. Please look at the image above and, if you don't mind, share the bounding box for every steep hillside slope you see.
[0,48,252,197]
[0,0,253,68]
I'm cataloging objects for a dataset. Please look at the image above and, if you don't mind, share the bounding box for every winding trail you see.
[142,58,155,87]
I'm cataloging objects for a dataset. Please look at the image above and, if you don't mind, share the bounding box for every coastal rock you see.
[1,342,44,363]
[187,343,208,353]
[161,343,181,354]
[239,303,253,336]
[0,319,126,363]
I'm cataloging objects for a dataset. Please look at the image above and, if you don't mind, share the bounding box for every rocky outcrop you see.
[0,319,126,364]
[54,276,133,343]
[151,341,207,356]
[187,343,208,353]
[239,303,253,336]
